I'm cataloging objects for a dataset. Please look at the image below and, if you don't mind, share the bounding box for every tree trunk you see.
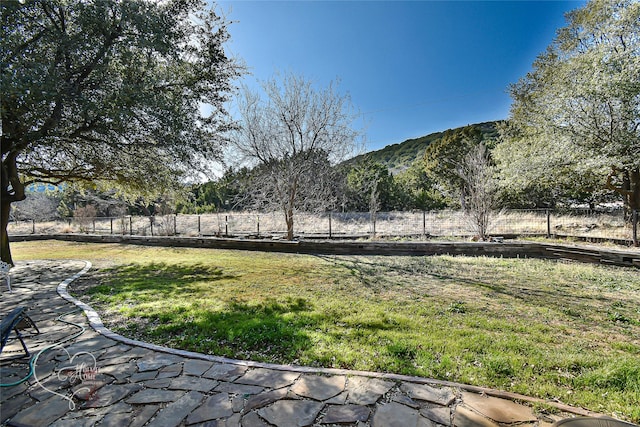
[285,209,294,240]
[606,166,640,221]
[1,199,13,265]
[1,152,27,265]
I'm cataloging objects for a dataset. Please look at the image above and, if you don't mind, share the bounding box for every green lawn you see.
[13,240,640,422]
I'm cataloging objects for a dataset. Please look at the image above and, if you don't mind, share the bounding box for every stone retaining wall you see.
[11,233,640,268]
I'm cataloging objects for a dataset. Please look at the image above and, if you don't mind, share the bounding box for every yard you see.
[12,240,640,422]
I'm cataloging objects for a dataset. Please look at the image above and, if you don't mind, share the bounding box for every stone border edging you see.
[55,260,600,418]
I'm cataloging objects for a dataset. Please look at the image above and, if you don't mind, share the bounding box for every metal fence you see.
[8,209,639,246]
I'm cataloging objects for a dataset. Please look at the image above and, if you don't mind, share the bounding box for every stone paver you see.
[461,391,538,423]
[146,390,204,427]
[347,376,396,405]
[83,382,143,408]
[100,411,135,427]
[453,404,500,427]
[136,354,183,372]
[290,374,346,401]
[244,387,289,411]
[371,402,421,427]
[322,404,371,424]
[421,406,452,425]
[202,363,247,381]
[183,359,214,376]
[0,260,606,427]
[241,411,271,427]
[214,381,264,396]
[186,392,234,424]
[401,382,456,406]
[126,388,185,404]
[5,394,70,427]
[258,400,324,427]
[236,367,300,388]
[168,376,218,392]
[130,404,161,427]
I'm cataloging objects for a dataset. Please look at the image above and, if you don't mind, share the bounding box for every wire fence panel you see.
[551,209,630,240]
[329,212,371,236]
[492,210,548,236]
[7,209,638,245]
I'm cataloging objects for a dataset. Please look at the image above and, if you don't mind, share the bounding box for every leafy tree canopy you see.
[497,0,640,213]
[1,0,243,263]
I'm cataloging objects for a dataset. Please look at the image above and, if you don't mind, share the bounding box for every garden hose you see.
[0,308,87,387]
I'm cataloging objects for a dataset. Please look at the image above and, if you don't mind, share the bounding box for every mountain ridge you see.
[350,120,501,173]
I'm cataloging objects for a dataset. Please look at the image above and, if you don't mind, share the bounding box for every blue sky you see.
[217,0,585,152]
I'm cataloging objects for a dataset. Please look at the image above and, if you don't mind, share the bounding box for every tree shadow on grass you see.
[195,298,315,362]
[83,262,237,299]
[115,295,318,364]
[80,263,319,363]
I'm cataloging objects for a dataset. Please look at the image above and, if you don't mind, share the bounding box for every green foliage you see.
[499,0,640,212]
[58,185,129,217]
[341,122,499,211]
[346,122,499,174]
[2,0,241,194]
[176,168,251,214]
[344,157,398,211]
[394,161,448,210]
[1,0,243,263]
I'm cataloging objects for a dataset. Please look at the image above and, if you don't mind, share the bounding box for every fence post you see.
[32,219,35,234]
[225,215,228,237]
[110,218,113,235]
[423,211,426,238]
[197,215,201,236]
[92,219,96,233]
[546,209,551,238]
[150,216,154,236]
[328,212,332,239]
[257,215,260,237]
[174,215,177,236]
[633,210,638,247]
[129,216,133,235]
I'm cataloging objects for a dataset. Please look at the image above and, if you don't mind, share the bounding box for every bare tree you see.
[231,73,362,239]
[455,144,497,240]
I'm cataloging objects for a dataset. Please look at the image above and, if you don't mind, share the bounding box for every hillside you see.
[349,121,501,173]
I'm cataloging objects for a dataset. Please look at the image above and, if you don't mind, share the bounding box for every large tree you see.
[1,0,242,264]
[497,0,639,216]
[230,73,362,240]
